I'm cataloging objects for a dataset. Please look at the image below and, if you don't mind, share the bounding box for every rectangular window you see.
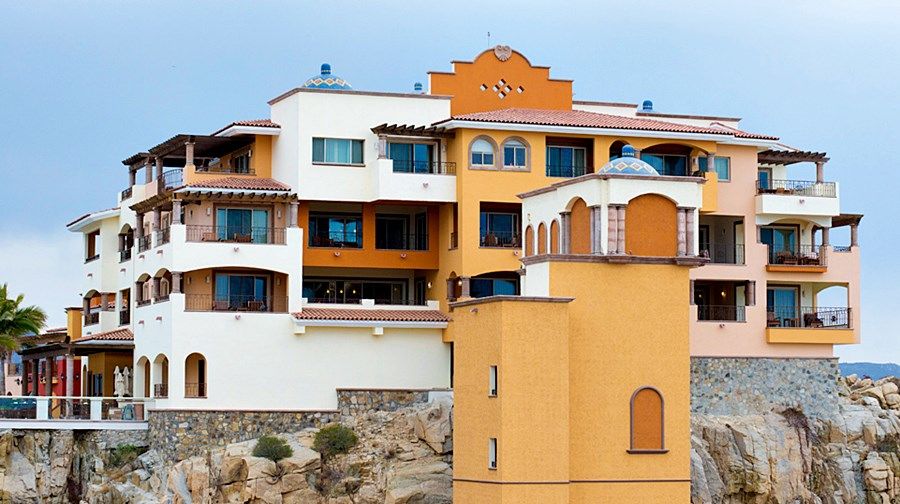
[546,146,586,177]
[308,213,363,248]
[757,168,772,190]
[215,208,270,243]
[642,153,688,176]
[470,277,519,298]
[471,151,494,166]
[388,142,435,173]
[302,278,408,304]
[698,156,731,181]
[503,144,526,168]
[215,273,269,310]
[230,151,251,173]
[312,138,364,165]
[489,365,498,396]
[480,211,520,247]
[488,438,497,469]
[85,230,100,261]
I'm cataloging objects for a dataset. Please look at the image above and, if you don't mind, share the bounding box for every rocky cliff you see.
[0,377,897,503]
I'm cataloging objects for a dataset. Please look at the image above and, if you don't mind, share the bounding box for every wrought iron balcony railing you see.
[480,230,520,248]
[546,164,587,178]
[391,160,456,175]
[184,294,288,313]
[185,225,286,244]
[767,245,826,267]
[696,305,746,322]
[699,243,745,265]
[767,306,850,329]
[757,179,836,198]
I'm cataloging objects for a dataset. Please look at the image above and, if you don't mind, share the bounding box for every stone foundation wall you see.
[691,357,840,418]
[148,410,339,462]
[336,388,437,415]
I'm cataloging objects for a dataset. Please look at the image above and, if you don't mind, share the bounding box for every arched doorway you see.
[184,353,207,398]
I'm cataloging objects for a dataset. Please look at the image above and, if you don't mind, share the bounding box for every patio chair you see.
[766,311,780,327]
[803,313,824,328]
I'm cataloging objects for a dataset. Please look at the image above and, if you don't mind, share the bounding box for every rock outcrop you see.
[692,375,900,504]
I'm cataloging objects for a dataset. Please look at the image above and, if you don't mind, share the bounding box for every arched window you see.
[185,353,207,398]
[470,138,495,167]
[537,223,547,254]
[503,139,527,168]
[629,386,666,453]
[524,226,534,256]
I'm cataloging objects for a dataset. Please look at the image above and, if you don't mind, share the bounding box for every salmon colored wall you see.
[183,135,272,184]
[524,226,534,256]
[550,220,559,253]
[430,49,572,115]
[300,202,440,270]
[626,194,677,256]
[569,199,590,254]
[537,223,547,254]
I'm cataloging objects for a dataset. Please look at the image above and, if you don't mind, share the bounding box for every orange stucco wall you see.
[569,199,590,254]
[430,48,572,115]
[626,194,677,256]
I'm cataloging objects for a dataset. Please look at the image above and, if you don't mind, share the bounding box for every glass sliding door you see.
[215,273,269,311]
[767,286,799,327]
[641,153,688,176]
[216,208,269,243]
[760,226,798,263]
[389,142,435,173]
[480,212,520,247]
[546,146,586,177]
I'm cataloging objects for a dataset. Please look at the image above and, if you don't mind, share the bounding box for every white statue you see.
[123,367,132,397]
[113,366,126,398]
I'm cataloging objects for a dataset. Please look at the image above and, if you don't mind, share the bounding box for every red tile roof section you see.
[185,177,291,192]
[444,108,778,140]
[77,328,134,343]
[293,308,449,323]
[212,119,281,135]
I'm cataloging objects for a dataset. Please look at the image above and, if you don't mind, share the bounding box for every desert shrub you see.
[252,435,294,462]
[313,424,358,459]
[109,444,144,468]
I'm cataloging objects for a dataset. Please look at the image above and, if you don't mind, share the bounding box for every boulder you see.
[413,398,453,454]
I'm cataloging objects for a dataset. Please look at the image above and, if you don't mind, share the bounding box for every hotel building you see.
[62,47,861,502]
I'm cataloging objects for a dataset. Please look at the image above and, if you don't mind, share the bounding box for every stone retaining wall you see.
[148,410,339,462]
[336,388,434,415]
[691,357,840,418]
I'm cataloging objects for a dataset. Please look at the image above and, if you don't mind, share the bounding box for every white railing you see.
[0,396,153,422]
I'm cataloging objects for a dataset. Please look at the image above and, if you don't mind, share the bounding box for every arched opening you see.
[630,386,665,452]
[625,194,677,256]
[470,271,520,298]
[83,290,102,326]
[154,269,173,302]
[524,226,534,256]
[550,220,560,254]
[537,223,547,254]
[135,356,150,398]
[569,198,590,254]
[152,354,169,398]
[609,140,628,161]
[118,224,134,262]
[135,273,152,307]
[501,137,529,169]
[446,272,463,301]
[184,353,207,398]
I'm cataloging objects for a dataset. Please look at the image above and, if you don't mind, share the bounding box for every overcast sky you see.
[0,1,897,362]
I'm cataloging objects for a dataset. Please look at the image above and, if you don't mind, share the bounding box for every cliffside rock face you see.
[691,376,900,504]
[85,399,453,503]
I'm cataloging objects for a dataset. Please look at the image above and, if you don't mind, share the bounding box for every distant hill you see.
[839,362,900,380]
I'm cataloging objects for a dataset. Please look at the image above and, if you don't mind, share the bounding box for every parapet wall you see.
[690,357,840,418]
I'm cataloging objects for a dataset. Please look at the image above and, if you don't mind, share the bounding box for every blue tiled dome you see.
[303,63,353,90]
[599,145,659,176]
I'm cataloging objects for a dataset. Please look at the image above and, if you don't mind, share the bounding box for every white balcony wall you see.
[755,183,841,222]
[371,159,456,202]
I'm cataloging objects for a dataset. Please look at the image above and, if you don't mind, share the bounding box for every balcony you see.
[120,187,133,200]
[309,230,362,249]
[757,179,836,198]
[699,242,745,265]
[137,235,151,253]
[84,254,100,264]
[156,227,170,246]
[766,306,855,344]
[696,305,746,322]
[766,245,826,272]
[546,164,587,178]
[391,159,456,175]
[376,232,428,251]
[195,164,255,176]
[184,294,288,313]
[119,248,132,262]
[119,309,130,326]
[184,382,207,399]
[480,231,521,248]
[153,383,168,399]
[159,169,183,192]
[755,179,840,218]
[186,225,286,245]
[84,312,99,326]
[136,299,152,308]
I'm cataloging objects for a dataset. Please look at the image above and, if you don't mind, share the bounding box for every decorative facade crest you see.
[493,45,512,62]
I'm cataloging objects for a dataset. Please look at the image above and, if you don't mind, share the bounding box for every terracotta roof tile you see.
[184,177,291,192]
[66,206,120,227]
[444,108,778,140]
[76,328,133,343]
[212,119,281,135]
[293,308,449,323]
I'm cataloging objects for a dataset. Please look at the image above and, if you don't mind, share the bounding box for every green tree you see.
[0,284,47,395]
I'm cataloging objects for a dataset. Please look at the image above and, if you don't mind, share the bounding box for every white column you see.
[616,206,626,254]
[816,161,825,183]
[172,199,182,224]
[378,135,387,159]
[288,201,299,227]
[144,160,153,184]
[184,140,195,168]
[590,206,602,254]
[460,277,471,299]
[676,208,687,256]
[155,157,164,180]
[171,272,182,294]
[850,224,859,247]
[560,212,571,254]
[65,355,74,397]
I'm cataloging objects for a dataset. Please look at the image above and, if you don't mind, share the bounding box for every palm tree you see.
[0,284,47,395]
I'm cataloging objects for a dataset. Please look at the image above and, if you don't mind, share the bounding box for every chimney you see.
[414,82,424,94]
[66,307,83,340]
